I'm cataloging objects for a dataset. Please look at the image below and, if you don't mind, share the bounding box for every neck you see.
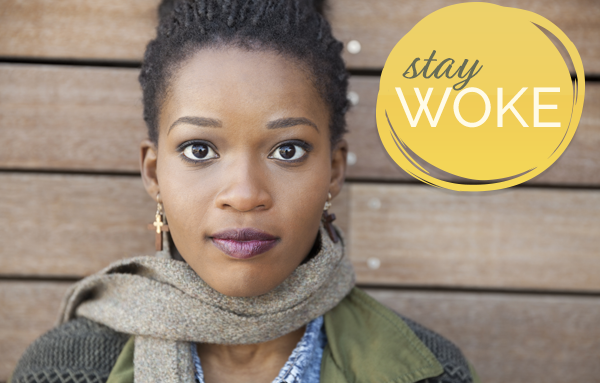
[196,326,305,383]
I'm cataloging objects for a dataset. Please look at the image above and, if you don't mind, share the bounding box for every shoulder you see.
[10,317,130,383]
[398,314,479,383]
[323,287,480,383]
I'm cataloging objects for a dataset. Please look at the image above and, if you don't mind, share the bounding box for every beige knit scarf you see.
[58,223,355,383]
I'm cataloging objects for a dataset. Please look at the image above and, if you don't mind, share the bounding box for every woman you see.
[10,0,480,382]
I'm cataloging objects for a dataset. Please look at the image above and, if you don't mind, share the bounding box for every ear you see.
[140,138,160,199]
[329,139,348,199]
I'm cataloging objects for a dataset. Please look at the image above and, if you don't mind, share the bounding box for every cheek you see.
[277,171,328,233]
[273,157,331,256]
[156,156,217,253]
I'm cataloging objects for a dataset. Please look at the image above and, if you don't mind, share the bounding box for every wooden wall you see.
[1,1,599,382]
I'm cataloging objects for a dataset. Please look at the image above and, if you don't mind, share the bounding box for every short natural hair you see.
[139,0,350,146]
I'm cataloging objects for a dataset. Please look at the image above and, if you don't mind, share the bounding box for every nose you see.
[214,156,272,213]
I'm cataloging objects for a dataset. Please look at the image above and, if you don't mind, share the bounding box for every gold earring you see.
[147,193,171,255]
[323,192,332,211]
[322,192,339,243]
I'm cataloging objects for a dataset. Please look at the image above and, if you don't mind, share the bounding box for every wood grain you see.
[349,184,600,291]
[365,288,600,383]
[0,281,72,383]
[0,64,147,172]
[2,282,599,383]
[0,0,159,61]
[0,0,598,73]
[329,0,600,72]
[0,173,156,276]
[2,64,599,186]
[0,172,349,277]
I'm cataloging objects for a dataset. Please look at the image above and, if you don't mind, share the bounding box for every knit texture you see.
[10,313,472,383]
[56,223,355,383]
[10,318,129,383]
[402,316,473,383]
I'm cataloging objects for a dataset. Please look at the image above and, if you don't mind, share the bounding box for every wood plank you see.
[0,172,349,277]
[349,184,600,291]
[0,281,72,383]
[2,171,600,293]
[0,64,147,172]
[0,173,156,276]
[3,281,599,383]
[345,76,600,185]
[365,288,600,383]
[0,0,598,73]
[0,0,159,61]
[2,64,599,186]
[329,0,600,72]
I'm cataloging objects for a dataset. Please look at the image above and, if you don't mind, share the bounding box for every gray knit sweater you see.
[10,313,473,383]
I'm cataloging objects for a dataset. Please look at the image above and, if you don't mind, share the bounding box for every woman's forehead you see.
[161,47,328,129]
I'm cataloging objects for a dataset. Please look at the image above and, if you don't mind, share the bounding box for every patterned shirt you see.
[190,316,327,383]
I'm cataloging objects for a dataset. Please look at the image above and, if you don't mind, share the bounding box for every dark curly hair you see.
[139,0,350,147]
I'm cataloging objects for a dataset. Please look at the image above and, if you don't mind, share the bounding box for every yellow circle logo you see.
[376,3,585,191]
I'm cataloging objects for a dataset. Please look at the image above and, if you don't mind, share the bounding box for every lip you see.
[210,228,279,259]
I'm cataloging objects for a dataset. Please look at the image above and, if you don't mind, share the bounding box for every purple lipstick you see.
[211,228,279,259]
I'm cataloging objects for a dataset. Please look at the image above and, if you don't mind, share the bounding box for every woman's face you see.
[140,47,347,297]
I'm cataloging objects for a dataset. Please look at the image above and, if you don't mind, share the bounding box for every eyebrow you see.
[168,116,222,135]
[168,116,319,135]
[266,117,319,133]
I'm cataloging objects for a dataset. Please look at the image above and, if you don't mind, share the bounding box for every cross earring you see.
[322,192,339,243]
[148,193,170,252]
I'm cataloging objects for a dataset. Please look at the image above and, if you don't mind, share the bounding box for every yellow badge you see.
[376,3,585,191]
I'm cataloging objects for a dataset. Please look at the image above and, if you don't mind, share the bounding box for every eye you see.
[269,143,308,161]
[182,142,218,161]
